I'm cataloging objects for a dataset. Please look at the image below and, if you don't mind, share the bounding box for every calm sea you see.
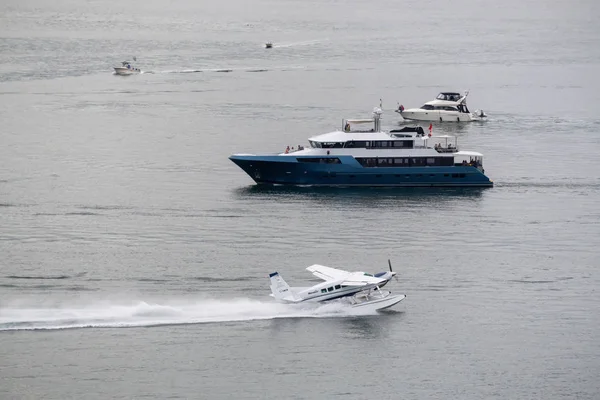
[1,0,599,398]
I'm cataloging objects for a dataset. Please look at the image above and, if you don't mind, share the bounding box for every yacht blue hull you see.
[229,155,493,187]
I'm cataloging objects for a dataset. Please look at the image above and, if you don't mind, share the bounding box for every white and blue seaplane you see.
[269,261,405,312]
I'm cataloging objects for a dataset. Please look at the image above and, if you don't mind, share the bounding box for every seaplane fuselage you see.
[269,264,396,304]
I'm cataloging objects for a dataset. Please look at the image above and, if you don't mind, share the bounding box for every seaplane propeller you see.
[388,259,398,282]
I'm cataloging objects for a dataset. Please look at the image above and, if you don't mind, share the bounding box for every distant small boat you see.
[114,60,141,75]
[265,42,273,49]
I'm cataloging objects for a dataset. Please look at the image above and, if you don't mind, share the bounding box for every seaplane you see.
[269,260,405,312]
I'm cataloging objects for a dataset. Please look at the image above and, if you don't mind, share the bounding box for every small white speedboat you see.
[114,61,141,75]
[396,91,486,122]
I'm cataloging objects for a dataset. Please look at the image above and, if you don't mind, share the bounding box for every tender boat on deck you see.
[229,107,493,187]
[396,91,486,122]
[114,61,141,75]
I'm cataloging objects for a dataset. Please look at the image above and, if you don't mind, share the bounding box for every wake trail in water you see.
[155,65,307,74]
[0,297,375,331]
[273,39,326,48]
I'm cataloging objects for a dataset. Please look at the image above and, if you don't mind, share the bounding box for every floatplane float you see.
[269,260,405,312]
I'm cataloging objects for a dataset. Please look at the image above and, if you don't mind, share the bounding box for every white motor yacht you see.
[396,91,486,122]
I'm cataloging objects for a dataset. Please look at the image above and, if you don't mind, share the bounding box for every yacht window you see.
[358,157,454,167]
[345,141,369,149]
[334,285,341,290]
[393,140,413,148]
[297,158,341,164]
[321,288,327,293]
[327,287,334,292]
[440,157,454,166]
[322,142,344,148]
[369,141,389,148]
[420,105,434,110]
[377,158,394,167]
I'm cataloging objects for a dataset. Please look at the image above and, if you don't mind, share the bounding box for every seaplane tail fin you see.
[269,272,297,302]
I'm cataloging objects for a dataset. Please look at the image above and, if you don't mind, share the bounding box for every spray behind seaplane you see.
[269,260,405,312]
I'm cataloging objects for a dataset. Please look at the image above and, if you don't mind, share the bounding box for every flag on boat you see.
[428,123,432,137]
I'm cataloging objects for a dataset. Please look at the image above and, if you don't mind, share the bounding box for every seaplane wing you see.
[306,264,350,281]
[341,272,387,286]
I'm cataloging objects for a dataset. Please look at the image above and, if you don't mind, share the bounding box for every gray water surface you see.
[1,0,599,398]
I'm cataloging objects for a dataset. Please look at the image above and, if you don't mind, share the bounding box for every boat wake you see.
[0,296,376,331]
[272,39,325,48]
[154,65,307,74]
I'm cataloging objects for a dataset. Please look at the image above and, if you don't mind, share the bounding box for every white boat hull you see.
[114,67,141,75]
[398,109,484,122]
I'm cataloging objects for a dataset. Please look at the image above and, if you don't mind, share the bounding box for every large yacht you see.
[229,108,492,187]
[396,91,486,122]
